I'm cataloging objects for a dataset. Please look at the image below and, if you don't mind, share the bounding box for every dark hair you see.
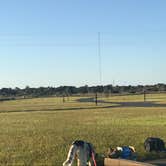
[72,140,84,147]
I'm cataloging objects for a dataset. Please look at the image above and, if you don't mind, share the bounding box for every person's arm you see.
[63,145,77,166]
[109,150,120,158]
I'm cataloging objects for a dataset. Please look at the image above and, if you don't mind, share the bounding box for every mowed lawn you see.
[0,94,166,165]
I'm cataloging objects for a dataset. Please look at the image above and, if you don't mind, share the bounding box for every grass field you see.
[0,93,166,165]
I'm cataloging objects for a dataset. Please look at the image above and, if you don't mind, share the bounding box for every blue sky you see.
[0,0,166,88]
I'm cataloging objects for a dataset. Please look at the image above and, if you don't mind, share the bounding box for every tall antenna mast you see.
[98,32,102,85]
[95,32,102,105]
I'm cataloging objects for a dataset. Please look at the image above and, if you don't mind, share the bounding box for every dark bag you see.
[144,137,165,152]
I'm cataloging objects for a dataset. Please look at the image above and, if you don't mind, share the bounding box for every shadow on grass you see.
[1,97,166,114]
[0,105,113,114]
[77,98,166,108]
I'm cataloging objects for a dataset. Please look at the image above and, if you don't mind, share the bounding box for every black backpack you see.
[144,137,165,152]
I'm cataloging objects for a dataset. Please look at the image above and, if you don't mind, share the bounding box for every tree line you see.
[0,84,166,98]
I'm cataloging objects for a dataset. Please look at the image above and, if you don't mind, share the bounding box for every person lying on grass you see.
[107,146,137,160]
[63,140,97,166]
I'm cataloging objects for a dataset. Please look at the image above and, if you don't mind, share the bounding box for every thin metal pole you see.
[98,32,102,85]
[144,90,146,102]
[95,92,98,106]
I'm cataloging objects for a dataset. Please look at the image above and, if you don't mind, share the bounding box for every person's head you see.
[72,140,84,147]
[107,147,115,155]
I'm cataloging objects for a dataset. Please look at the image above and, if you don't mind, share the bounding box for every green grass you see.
[0,94,166,165]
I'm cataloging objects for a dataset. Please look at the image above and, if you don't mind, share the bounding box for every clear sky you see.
[0,0,166,88]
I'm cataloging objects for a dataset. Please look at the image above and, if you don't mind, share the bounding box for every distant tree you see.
[78,85,89,94]
[0,83,166,98]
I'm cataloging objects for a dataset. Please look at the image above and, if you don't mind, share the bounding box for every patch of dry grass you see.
[0,94,166,165]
